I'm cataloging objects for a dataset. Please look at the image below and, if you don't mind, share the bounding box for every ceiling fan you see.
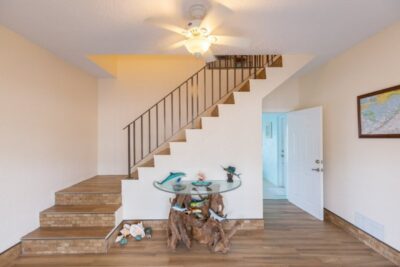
[145,1,250,62]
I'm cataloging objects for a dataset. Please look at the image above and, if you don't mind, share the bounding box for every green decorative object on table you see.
[192,171,211,186]
[222,166,241,183]
[191,180,212,186]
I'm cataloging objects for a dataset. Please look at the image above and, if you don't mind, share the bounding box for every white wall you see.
[97,56,205,175]
[262,78,300,112]
[0,26,98,253]
[296,22,400,250]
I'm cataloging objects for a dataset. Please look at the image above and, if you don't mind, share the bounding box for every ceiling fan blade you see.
[203,49,217,63]
[167,39,187,50]
[211,35,251,48]
[200,3,233,34]
[145,17,188,36]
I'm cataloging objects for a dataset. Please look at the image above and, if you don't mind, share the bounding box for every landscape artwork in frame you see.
[357,85,400,138]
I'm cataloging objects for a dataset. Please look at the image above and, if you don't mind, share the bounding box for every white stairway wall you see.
[122,55,313,220]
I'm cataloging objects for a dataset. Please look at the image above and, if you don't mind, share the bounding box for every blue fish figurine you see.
[209,209,227,222]
[158,172,186,185]
[171,204,188,213]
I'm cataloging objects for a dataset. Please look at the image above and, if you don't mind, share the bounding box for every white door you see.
[277,115,287,188]
[287,107,324,220]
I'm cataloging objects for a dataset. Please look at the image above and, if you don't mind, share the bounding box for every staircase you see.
[21,175,124,255]
[125,55,282,179]
[123,54,312,220]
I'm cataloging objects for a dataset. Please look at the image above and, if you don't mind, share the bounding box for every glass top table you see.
[153,180,241,195]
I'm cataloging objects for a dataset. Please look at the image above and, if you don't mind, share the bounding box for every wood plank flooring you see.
[4,200,395,267]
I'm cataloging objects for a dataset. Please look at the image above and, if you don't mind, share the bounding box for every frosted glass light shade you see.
[184,36,211,57]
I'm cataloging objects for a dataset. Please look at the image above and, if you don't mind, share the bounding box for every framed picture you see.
[357,85,400,138]
[265,121,273,138]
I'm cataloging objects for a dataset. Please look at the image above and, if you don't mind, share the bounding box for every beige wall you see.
[97,55,204,174]
[266,22,400,250]
[262,78,300,112]
[0,26,98,252]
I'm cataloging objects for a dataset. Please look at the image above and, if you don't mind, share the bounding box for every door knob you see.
[312,168,321,172]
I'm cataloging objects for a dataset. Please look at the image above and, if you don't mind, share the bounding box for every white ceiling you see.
[0,0,399,77]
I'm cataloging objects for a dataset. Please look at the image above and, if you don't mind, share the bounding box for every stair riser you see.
[22,239,107,255]
[40,213,115,227]
[55,193,121,205]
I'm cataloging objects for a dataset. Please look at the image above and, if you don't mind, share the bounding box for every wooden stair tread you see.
[58,175,124,194]
[156,147,170,155]
[130,170,139,179]
[22,227,114,240]
[41,205,120,214]
[140,158,154,168]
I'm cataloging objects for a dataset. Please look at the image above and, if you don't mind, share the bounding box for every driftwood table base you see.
[166,193,242,253]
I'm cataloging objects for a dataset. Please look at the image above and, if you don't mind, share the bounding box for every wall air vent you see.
[354,212,385,241]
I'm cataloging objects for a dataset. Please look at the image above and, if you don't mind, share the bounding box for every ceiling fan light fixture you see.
[208,35,217,43]
[184,36,211,57]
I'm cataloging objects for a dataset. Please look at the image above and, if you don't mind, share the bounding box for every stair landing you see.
[21,175,124,255]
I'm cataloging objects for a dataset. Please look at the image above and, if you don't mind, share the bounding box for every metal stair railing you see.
[124,55,282,178]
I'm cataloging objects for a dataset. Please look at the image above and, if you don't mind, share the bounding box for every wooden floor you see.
[4,200,395,267]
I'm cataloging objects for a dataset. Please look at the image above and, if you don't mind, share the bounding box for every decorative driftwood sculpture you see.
[166,193,242,253]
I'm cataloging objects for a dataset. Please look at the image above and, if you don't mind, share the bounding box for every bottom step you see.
[21,227,116,255]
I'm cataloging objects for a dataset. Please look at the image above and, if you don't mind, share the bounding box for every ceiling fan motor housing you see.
[189,4,207,20]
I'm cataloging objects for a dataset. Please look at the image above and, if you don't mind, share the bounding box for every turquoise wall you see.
[262,113,287,186]
[262,113,279,185]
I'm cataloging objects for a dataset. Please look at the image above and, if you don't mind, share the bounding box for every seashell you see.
[120,228,130,237]
[130,223,145,238]
[115,235,123,243]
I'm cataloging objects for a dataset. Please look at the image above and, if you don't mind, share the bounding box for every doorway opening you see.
[262,112,287,199]
[262,107,324,220]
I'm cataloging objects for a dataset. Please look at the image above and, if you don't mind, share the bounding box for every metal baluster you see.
[156,104,158,147]
[141,116,143,160]
[204,69,206,111]
[127,124,131,178]
[148,110,151,153]
[226,63,229,94]
[171,93,173,136]
[196,73,199,117]
[212,69,214,104]
[219,66,221,99]
[133,121,136,165]
[178,86,181,128]
[186,82,189,124]
[248,55,251,80]
[163,99,166,142]
[234,63,236,87]
[191,77,194,126]
[254,55,257,78]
